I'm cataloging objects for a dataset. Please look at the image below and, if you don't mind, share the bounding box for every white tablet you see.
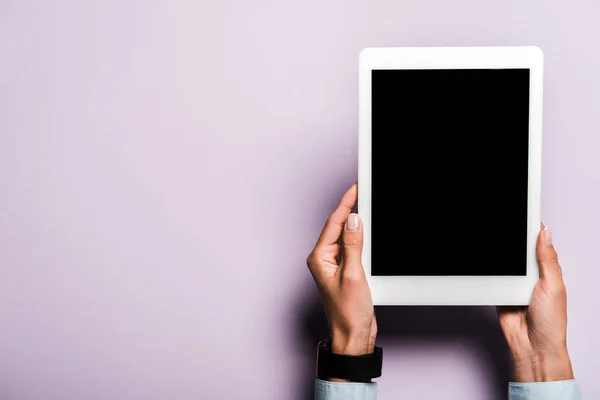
[358,46,543,305]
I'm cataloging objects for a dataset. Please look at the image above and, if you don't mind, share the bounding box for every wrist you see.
[331,330,376,356]
[328,330,376,383]
[511,348,574,382]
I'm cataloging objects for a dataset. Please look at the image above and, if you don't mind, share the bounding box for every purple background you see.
[1,1,599,399]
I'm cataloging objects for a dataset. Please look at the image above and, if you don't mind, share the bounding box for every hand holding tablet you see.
[307,184,574,384]
[358,46,544,305]
[306,183,376,358]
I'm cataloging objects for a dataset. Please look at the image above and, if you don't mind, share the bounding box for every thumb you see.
[537,223,563,283]
[342,213,364,273]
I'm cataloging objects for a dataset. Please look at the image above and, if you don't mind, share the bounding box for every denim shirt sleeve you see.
[314,379,582,400]
[314,379,377,400]
[509,380,582,400]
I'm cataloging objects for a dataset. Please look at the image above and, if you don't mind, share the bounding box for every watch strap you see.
[316,337,382,381]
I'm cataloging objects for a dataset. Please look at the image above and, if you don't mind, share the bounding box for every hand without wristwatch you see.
[316,337,383,382]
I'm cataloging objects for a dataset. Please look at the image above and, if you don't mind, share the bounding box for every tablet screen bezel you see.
[358,46,543,305]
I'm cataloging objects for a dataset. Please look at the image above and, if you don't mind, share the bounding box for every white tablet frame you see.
[358,46,543,305]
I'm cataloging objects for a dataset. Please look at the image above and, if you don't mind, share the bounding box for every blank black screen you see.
[371,69,530,276]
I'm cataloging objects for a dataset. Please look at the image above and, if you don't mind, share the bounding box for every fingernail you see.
[543,227,553,246]
[346,213,360,232]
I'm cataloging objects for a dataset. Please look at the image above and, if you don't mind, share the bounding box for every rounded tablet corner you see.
[359,47,375,61]
[530,46,544,60]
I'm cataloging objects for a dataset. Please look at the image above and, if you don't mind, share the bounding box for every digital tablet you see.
[358,46,543,305]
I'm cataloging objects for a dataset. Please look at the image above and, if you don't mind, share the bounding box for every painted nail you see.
[346,213,360,232]
[543,227,553,246]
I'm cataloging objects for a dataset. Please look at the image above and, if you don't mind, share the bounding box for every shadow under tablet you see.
[296,297,512,400]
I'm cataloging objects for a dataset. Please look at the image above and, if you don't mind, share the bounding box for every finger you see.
[342,213,364,276]
[315,183,358,247]
[496,305,526,321]
[496,305,527,336]
[536,224,563,282]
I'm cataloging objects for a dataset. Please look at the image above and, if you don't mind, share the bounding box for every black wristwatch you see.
[316,337,383,381]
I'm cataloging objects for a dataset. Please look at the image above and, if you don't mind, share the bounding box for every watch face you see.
[318,337,332,352]
[316,338,330,377]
